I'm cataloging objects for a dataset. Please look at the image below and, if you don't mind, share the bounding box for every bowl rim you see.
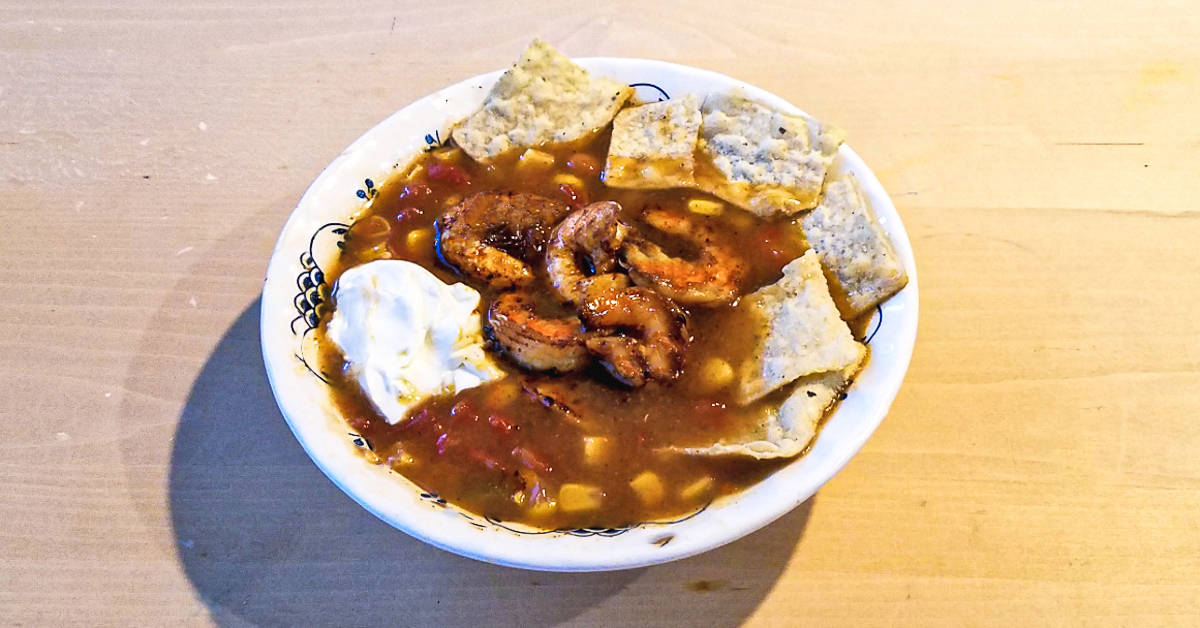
[260,56,919,572]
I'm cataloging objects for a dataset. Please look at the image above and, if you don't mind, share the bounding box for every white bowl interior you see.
[260,58,919,572]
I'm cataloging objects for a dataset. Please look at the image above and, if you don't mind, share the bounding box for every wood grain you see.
[2,1,1198,625]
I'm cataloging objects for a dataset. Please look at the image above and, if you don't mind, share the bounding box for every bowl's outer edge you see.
[260,57,919,572]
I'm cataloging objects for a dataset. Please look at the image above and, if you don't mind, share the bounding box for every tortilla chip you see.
[799,173,909,319]
[451,40,634,161]
[681,352,864,459]
[604,94,702,189]
[737,250,865,404]
[695,89,844,217]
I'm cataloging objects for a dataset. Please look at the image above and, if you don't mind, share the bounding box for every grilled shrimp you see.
[436,191,572,289]
[622,208,748,306]
[545,201,631,305]
[580,287,690,387]
[486,292,588,373]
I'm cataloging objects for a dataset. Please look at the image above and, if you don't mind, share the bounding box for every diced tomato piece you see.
[395,206,424,223]
[488,414,516,435]
[527,480,548,505]
[449,399,475,420]
[398,183,432,200]
[435,433,458,455]
[566,152,600,176]
[400,408,434,431]
[465,446,508,472]
[512,446,553,473]
[426,162,470,186]
[559,183,586,208]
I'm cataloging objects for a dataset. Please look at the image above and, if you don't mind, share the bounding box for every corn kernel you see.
[405,227,432,252]
[687,198,725,216]
[442,193,463,207]
[552,172,585,190]
[528,498,558,519]
[558,483,603,512]
[431,146,462,162]
[403,163,425,181]
[582,436,611,466]
[517,148,557,173]
[681,476,714,501]
[629,471,665,504]
[697,357,734,392]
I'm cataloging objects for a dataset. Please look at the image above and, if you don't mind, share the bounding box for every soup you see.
[314,130,869,530]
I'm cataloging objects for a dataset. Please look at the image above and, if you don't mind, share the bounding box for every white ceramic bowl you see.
[261,58,919,572]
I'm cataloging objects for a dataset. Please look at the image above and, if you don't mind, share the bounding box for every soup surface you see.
[315,128,867,529]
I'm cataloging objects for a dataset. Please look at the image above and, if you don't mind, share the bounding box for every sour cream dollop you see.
[326,260,505,425]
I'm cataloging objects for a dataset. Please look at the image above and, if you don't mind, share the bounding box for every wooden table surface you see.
[3,1,1198,625]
